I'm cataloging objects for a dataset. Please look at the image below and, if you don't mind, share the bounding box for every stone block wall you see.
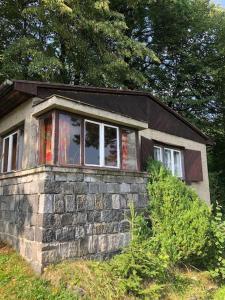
[0,166,148,272]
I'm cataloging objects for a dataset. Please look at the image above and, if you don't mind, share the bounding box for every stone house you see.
[0,80,211,272]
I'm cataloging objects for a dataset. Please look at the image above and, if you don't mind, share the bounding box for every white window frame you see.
[172,149,183,178]
[154,145,183,178]
[84,120,120,169]
[1,131,18,173]
[153,146,163,162]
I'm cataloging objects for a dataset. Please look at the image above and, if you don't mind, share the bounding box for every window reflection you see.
[121,129,137,171]
[104,126,118,167]
[59,113,81,165]
[85,122,100,165]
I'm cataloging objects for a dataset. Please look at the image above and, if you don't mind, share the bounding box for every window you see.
[39,114,53,164]
[1,128,24,173]
[104,125,118,167]
[85,121,100,166]
[154,146,183,177]
[58,113,81,165]
[84,120,120,168]
[121,129,137,171]
[153,146,162,162]
[38,110,138,171]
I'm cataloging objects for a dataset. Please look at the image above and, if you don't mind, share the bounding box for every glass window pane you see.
[11,134,18,171]
[164,149,172,172]
[85,122,100,165]
[3,137,9,172]
[39,115,52,164]
[17,129,24,170]
[104,126,118,167]
[174,151,182,177]
[59,113,81,165]
[154,147,162,162]
[122,129,137,171]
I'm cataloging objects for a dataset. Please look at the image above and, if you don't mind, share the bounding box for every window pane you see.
[17,129,24,170]
[174,151,182,177]
[85,122,100,165]
[11,134,18,171]
[104,126,118,167]
[59,113,81,165]
[39,115,52,164]
[3,137,9,172]
[122,129,137,171]
[154,147,162,162]
[164,149,172,172]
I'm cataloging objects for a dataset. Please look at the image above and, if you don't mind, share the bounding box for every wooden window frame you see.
[38,111,55,165]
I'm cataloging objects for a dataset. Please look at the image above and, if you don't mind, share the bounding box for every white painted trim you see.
[1,131,18,173]
[84,119,120,169]
[153,146,163,162]
[155,146,183,178]
[7,135,13,172]
[84,120,101,167]
[1,138,6,173]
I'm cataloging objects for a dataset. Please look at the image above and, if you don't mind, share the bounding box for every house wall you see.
[0,166,148,273]
[0,99,39,169]
[140,128,210,204]
[0,96,210,204]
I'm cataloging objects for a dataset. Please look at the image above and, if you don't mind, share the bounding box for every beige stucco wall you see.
[0,99,39,170]
[140,128,210,204]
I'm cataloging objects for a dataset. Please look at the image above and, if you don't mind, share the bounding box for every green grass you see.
[0,243,79,300]
[1,243,225,300]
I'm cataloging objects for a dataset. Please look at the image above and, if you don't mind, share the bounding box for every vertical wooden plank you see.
[53,110,59,165]
[80,118,84,166]
[136,131,141,172]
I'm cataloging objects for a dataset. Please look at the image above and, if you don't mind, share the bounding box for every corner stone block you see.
[39,194,53,214]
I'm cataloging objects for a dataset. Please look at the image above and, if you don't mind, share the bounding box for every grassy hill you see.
[1,242,225,300]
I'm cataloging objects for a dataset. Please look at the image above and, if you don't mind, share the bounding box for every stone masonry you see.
[0,166,148,273]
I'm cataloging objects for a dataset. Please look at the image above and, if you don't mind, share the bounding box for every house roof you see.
[0,79,212,145]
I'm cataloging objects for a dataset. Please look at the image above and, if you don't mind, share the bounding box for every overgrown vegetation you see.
[2,161,225,299]
[0,242,78,300]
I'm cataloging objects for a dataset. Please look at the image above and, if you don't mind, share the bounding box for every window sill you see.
[0,165,147,180]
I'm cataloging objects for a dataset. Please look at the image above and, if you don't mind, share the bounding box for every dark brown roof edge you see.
[0,79,212,145]
[0,80,14,96]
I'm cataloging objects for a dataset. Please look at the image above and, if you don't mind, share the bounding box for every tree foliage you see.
[0,0,157,88]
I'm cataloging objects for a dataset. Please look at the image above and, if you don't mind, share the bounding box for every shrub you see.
[208,204,225,281]
[109,202,169,298]
[110,241,169,297]
[147,160,211,265]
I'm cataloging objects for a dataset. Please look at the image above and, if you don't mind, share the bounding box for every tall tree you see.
[0,0,158,88]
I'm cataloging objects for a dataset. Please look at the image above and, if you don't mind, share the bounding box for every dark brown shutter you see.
[141,137,154,171]
[184,149,203,182]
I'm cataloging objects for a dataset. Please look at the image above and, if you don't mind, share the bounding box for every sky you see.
[213,0,225,6]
